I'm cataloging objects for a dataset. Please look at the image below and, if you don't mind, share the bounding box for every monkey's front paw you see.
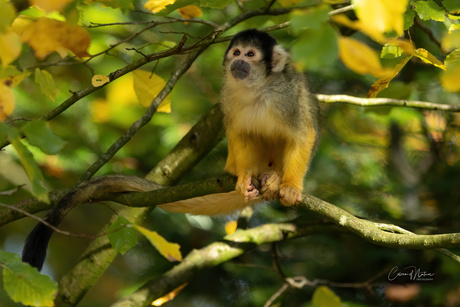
[279,185,302,206]
[260,171,281,201]
[236,174,259,200]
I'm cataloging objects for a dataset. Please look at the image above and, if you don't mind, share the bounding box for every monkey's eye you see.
[246,51,255,57]
[233,49,240,56]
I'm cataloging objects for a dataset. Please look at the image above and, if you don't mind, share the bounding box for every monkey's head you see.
[223,29,288,84]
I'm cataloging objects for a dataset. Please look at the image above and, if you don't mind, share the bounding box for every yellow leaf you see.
[0,1,16,33]
[333,14,382,43]
[440,59,460,92]
[91,98,110,123]
[178,5,203,20]
[414,48,446,70]
[338,36,392,77]
[387,39,416,55]
[442,25,460,51]
[144,0,176,13]
[225,220,238,235]
[151,283,188,306]
[90,75,137,124]
[0,83,15,121]
[352,0,407,40]
[0,29,22,67]
[368,56,412,97]
[11,16,33,35]
[31,0,73,12]
[92,74,110,87]
[21,17,90,59]
[0,67,31,88]
[134,225,182,262]
[133,70,171,113]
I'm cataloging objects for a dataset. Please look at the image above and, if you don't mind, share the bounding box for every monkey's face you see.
[224,42,288,88]
[224,44,268,84]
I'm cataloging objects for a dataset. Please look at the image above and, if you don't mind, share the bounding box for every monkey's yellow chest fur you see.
[225,80,291,140]
[222,84,293,177]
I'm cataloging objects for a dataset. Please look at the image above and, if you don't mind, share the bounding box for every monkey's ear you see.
[271,45,288,73]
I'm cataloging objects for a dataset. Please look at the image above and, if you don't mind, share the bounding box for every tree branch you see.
[112,194,460,307]
[107,189,460,306]
[95,174,460,251]
[79,36,199,182]
[316,94,460,112]
[55,104,225,306]
[112,221,338,307]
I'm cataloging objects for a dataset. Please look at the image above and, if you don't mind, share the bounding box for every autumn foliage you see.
[0,0,459,306]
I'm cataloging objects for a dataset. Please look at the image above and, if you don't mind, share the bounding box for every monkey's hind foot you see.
[260,171,281,201]
[236,174,259,200]
[279,184,302,206]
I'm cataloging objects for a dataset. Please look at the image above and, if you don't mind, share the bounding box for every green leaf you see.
[0,250,57,307]
[291,5,331,33]
[0,122,10,142]
[404,8,415,30]
[108,216,138,255]
[8,131,49,203]
[413,0,445,22]
[291,24,338,72]
[0,249,20,263]
[113,0,132,9]
[23,121,65,155]
[381,43,404,59]
[312,286,342,307]
[34,68,60,102]
[0,66,23,79]
[389,107,423,126]
[443,0,460,14]
[200,0,232,9]
[156,0,199,15]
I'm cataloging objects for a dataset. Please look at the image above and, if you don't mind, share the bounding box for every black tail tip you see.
[22,223,54,271]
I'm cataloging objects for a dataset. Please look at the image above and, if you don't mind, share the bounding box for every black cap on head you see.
[225,29,278,74]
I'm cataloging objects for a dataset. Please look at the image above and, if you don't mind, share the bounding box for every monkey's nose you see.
[230,60,250,79]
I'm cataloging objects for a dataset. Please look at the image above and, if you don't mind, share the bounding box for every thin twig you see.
[271,244,287,279]
[0,185,25,196]
[0,202,94,239]
[79,36,198,182]
[329,4,354,16]
[316,94,460,112]
[264,283,289,307]
[165,17,219,28]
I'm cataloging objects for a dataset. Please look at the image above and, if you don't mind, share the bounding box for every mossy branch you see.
[98,174,460,251]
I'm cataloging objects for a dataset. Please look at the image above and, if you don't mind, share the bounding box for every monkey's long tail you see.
[22,175,161,270]
[159,191,260,216]
[22,175,258,270]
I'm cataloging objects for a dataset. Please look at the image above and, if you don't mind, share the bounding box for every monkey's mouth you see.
[230,60,250,79]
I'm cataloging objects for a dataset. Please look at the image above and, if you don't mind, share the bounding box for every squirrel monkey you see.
[22,29,319,270]
[221,29,319,206]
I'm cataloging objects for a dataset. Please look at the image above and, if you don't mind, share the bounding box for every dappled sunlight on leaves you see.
[144,0,176,14]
